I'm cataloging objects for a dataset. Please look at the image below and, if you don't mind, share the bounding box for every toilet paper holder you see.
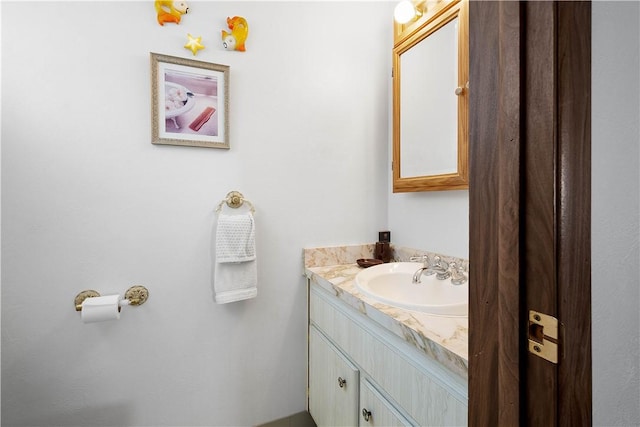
[74,285,149,312]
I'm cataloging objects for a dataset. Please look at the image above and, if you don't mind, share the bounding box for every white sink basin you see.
[355,262,468,316]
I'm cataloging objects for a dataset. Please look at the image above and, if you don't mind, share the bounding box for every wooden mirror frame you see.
[392,0,469,193]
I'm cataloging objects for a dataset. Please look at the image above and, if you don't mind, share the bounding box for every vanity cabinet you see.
[308,282,468,426]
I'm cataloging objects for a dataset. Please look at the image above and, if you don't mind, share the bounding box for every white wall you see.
[592,2,640,426]
[0,2,393,426]
[388,190,468,258]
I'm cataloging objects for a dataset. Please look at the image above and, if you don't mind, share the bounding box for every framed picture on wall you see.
[151,53,229,149]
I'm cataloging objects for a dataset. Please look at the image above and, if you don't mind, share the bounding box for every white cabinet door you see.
[309,325,359,427]
[359,378,414,427]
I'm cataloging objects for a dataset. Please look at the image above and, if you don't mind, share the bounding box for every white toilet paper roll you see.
[81,294,121,323]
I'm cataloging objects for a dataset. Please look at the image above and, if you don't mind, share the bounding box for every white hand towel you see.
[213,260,257,304]
[213,212,257,304]
[215,212,256,263]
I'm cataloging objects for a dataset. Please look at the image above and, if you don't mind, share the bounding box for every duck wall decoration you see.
[221,16,249,52]
[155,1,189,26]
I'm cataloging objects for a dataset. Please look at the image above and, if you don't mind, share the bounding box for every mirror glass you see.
[393,0,468,192]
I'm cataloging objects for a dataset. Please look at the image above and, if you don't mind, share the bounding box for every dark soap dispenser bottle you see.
[374,231,392,263]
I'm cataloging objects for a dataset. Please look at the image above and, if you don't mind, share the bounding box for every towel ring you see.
[216,191,255,214]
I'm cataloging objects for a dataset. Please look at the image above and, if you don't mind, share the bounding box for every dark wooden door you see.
[468,2,592,425]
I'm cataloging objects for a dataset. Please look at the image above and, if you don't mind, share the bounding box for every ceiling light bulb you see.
[394,0,416,24]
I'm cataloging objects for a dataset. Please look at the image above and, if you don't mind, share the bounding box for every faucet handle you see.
[409,255,430,267]
[449,262,467,285]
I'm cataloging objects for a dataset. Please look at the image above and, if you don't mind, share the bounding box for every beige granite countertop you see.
[303,244,469,380]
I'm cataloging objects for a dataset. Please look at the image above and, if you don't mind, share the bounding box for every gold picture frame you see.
[151,53,229,149]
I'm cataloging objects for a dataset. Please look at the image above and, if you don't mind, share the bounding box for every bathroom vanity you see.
[304,246,468,426]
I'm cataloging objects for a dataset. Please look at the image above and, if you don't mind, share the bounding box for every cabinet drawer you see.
[360,378,413,427]
[310,284,468,426]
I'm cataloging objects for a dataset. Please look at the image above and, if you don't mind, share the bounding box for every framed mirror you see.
[392,0,468,192]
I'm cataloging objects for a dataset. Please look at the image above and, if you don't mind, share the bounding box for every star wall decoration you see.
[184,33,205,56]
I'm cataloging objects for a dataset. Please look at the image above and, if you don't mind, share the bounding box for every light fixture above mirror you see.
[394,0,445,24]
[394,0,421,24]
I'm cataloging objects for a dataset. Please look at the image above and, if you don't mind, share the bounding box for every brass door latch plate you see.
[528,310,559,364]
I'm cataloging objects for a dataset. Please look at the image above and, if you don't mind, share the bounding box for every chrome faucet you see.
[410,255,451,283]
